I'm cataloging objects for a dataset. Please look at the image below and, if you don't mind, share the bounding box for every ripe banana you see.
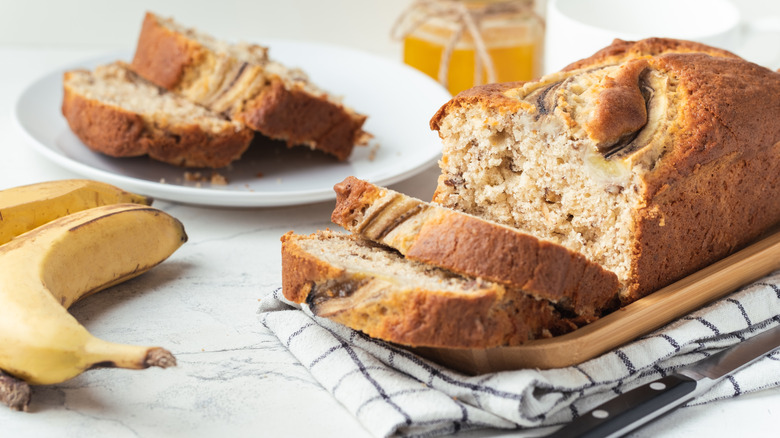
[0,179,151,246]
[0,203,187,411]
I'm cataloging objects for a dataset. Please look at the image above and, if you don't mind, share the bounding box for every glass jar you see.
[395,0,544,95]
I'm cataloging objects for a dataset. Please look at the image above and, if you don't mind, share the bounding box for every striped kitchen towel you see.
[258,271,780,438]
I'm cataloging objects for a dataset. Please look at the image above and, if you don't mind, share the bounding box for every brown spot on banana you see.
[87,348,175,370]
[0,180,153,246]
[67,206,159,232]
[88,361,118,369]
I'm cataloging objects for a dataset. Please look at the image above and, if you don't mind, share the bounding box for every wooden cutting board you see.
[413,228,780,375]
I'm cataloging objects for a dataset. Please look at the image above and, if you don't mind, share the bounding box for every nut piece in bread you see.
[62,61,253,168]
[431,38,780,303]
[131,12,369,161]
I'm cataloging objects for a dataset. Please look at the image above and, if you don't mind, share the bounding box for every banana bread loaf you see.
[131,12,369,161]
[281,230,578,348]
[331,176,620,321]
[62,61,253,168]
[431,38,780,303]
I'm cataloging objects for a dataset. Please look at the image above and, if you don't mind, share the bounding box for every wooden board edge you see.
[413,228,780,374]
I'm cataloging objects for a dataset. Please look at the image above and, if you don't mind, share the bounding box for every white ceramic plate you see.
[13,42,451,207]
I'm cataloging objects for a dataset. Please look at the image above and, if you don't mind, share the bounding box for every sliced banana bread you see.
[281,230,578,349]
[430,38,780,303]
[62,61,253,168]
[131,12,369,161]
[330,176,620,321]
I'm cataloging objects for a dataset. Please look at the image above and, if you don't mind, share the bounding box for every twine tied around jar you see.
[392,0,543,91]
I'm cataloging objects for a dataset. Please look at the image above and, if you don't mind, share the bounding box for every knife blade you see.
[548,323,780,438]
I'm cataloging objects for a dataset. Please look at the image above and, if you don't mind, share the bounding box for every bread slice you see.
[131,12,369,161]
[330,176,620,321]
[430,38,780,303]
[281,230,578,348]
[62,61,253,168]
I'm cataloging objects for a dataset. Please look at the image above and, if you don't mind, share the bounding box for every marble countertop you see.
[1,40,779,437]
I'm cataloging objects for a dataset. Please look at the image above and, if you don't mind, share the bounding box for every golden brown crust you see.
[280,231,577,348]
[331,176,384,226]
[321,286,517,348]
[62,78,146,157]
[131,12,200,91]
[431,38,740,135]
[321,287,572,349]
[61,71,253,168]
[625,52,780,300]
[130,12,368,161]
[280,231,344,303]
[332,176,620,320]
[406,216,621,317]
[430,81,525,132]
[562,37,740,71]
[241,79,368,161]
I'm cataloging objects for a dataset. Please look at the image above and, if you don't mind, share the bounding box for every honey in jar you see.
[396,0,544,95]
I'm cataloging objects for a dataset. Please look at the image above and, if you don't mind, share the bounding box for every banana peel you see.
[0,179,151,246]
[0,181,186,411]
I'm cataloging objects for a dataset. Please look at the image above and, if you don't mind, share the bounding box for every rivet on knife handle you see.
[549,374,698,438]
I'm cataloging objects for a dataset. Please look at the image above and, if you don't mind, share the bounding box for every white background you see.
[1,0,778,61]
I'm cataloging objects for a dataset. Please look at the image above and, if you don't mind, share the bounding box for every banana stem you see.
[85,340,177,371]
[145,347,177,368]
[0,370,31,412]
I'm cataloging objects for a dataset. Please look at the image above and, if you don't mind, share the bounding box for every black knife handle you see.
[549,374,698,438]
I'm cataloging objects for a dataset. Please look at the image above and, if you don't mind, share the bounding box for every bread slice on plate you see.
[430,37,780,303]
[62,61,253,168]
[330,176,620,321]
[131,12,369,161]
[281,230,578,349]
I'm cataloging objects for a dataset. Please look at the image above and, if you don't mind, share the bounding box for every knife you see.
[548,323,780,438]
